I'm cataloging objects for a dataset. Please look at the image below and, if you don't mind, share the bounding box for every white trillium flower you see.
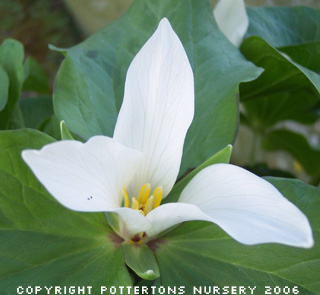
[22,18,313,248]
[214,0,249,47]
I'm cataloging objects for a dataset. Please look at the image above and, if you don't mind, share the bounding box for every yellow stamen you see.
[138,183,151,204]
[153,186,163,208]
[122,188,129,208]
[121,184,163,243]
[131,197,139,210]
[144,196,154,215]
[121,184,163,215]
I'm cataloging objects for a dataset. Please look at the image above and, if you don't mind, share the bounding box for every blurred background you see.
[1,0,319,82]
[1,0,319,186]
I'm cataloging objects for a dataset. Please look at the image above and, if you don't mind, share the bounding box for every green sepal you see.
[122,242,160,280]
[164,145,232,203]
[60,120,74,140]
[48,44,67,56]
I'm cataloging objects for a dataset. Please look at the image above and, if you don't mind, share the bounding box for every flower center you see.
[122,183,163,216]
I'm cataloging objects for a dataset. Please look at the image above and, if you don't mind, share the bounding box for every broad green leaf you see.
[19,96,54,129]
[245,6,320,48]
[53,0,262,176]
[0,129,132,294]
[281,43,320,75]
[0,39,24,129]
[122,242,160,280]
[23,56,50,94]
[0,65,9,111]
[245,6,320,74]
[241,37,320,100]
[262,129,320,179]
[240,37,320,128]
[153,177,320,294]
[164,144,232,203]
[239,7,320,128]
[242,86,319,128]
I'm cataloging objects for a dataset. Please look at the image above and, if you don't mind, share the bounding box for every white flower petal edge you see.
[146,203,211,238]
[116,207,151,239]
[22,136,141,211]
[146,164,313,248]
[22,136,152,238]
[113,18,194,198]
[173,164,313,248]
[213,0,249,47]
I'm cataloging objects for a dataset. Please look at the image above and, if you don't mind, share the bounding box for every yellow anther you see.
[122,188,129,208]
[122,184,163,244]
[138,183,151,204]
[121,184,162,219]
[144,196,154,215]
[131,197,139,210]
[153,186,163,209]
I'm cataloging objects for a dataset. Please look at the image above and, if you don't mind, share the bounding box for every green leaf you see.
[164,144,232,203]
[245,6,320,48]
[122,242,160,280]
[19,96,54,129]
[0,39,24,129]
[240,7,320,128]
[0,65,9,111]
[23,56,50,94]
[246,6,320,74]
[242,85,319,128]
[53,0,262,175]
[0,129,132,294]
[153,177,320,294]
[281,42,320,75]
[240,37,320,128]
[262,129,320,178]
[60,120,74,140]
[241,37,320,100]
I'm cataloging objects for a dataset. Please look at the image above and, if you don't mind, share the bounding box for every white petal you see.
[22,136,142,212]
[179,164,314,248]
[213,0,249,47]
[113,18,194,198]
[115,207,151,240]
[146,203,210,238]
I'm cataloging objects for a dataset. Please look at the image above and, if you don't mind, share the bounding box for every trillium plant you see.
[1,0,320,292]
[22,18,313,279]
